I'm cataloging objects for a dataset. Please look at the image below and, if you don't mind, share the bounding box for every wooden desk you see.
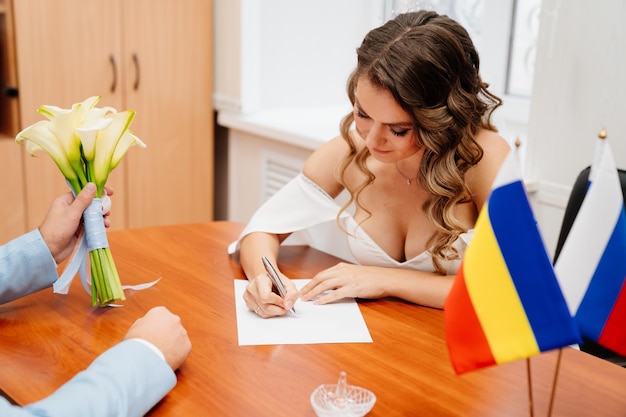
[1,222,626,416]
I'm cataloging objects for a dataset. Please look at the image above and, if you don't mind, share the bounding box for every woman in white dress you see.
[232,10,511,317]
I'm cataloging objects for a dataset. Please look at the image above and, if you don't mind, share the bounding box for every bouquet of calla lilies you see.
[16,96,146,306]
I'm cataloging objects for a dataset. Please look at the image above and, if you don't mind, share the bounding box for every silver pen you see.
[262,256,296,314]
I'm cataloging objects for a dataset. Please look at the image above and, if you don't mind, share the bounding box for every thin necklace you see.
[394,162,418,185]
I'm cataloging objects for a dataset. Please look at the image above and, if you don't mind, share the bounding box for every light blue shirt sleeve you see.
[0,339,176,417]
[0,229,58,305]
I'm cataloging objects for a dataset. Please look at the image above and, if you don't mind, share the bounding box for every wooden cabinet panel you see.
[0,141,26,242]
[0,0,19,139]
[0,0,24,243]
[8,0,213,234]
[122,0,214,227]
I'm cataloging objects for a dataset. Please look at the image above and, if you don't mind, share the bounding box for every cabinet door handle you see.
[132,53,141,91]
[109,54,117,93]
[3,86,19,98]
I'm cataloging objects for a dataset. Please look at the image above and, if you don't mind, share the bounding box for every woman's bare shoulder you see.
[475,129,511,167]
[302,135,351,198]
[475,129,510,151]
[466,129,512,209]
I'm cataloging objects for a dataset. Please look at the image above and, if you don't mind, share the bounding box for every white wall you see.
[213,0,383,114]
[213,0,241,112]
[527,0,626,184]
[526,0,626,253]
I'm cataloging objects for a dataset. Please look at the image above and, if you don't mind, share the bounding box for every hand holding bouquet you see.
[16,96,146,306]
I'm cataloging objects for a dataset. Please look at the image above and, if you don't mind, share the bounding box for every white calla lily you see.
[38,95,100,120]
[16,120,81,190]
[38,97,102,180]
[91,109,136,190]
[111,130,146,170]
[76,103,117,161]
[76,113,113,162]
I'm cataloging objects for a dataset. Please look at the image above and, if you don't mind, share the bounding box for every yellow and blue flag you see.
[444,150,580,374]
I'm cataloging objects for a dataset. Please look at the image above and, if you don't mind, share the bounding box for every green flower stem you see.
[84,161,106,198]
[89,247,125,307]
[91,250,102,306]
[91,267,97,306]
[83,160,124,306]
[104,249,124,299]
[89,251,101,306]
[67,177,83,196]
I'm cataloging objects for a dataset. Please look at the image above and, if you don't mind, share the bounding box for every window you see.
[382,0,542,163]
[383,0,541,97]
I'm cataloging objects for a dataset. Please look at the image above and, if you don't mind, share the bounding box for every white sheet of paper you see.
[234,279,373,346]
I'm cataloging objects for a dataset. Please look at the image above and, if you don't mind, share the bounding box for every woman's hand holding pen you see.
[243,270,298,318]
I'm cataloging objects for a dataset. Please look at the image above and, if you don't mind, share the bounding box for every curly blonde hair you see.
[337,10,502,274]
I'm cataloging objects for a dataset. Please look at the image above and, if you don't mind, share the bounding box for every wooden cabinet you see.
[121,1,214,228]
[0,0,18,139]
[0,0,26,242]
[0,140,26,242]
[1,0,213,242]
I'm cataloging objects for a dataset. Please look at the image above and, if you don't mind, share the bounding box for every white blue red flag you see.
[554,138,626,356]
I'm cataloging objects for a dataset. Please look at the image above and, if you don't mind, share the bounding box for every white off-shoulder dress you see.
[228,173,473,274]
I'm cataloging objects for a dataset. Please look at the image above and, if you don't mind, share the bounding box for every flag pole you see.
[599,128,607,140]
[546,130,605,417]
[519,137,534,417]
[547,348,563,417]
[526,358,534,417]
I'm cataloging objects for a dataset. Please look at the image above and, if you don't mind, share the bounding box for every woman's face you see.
[353,76,421,163]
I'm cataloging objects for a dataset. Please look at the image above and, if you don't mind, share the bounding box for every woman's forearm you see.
[239,232,282,280]
[383,268,454,309]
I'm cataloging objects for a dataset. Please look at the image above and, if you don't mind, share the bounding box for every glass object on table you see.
[310,371,376,417]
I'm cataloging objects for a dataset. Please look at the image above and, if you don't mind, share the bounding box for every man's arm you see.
[0,229,58,305]
[24,339,176,417]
